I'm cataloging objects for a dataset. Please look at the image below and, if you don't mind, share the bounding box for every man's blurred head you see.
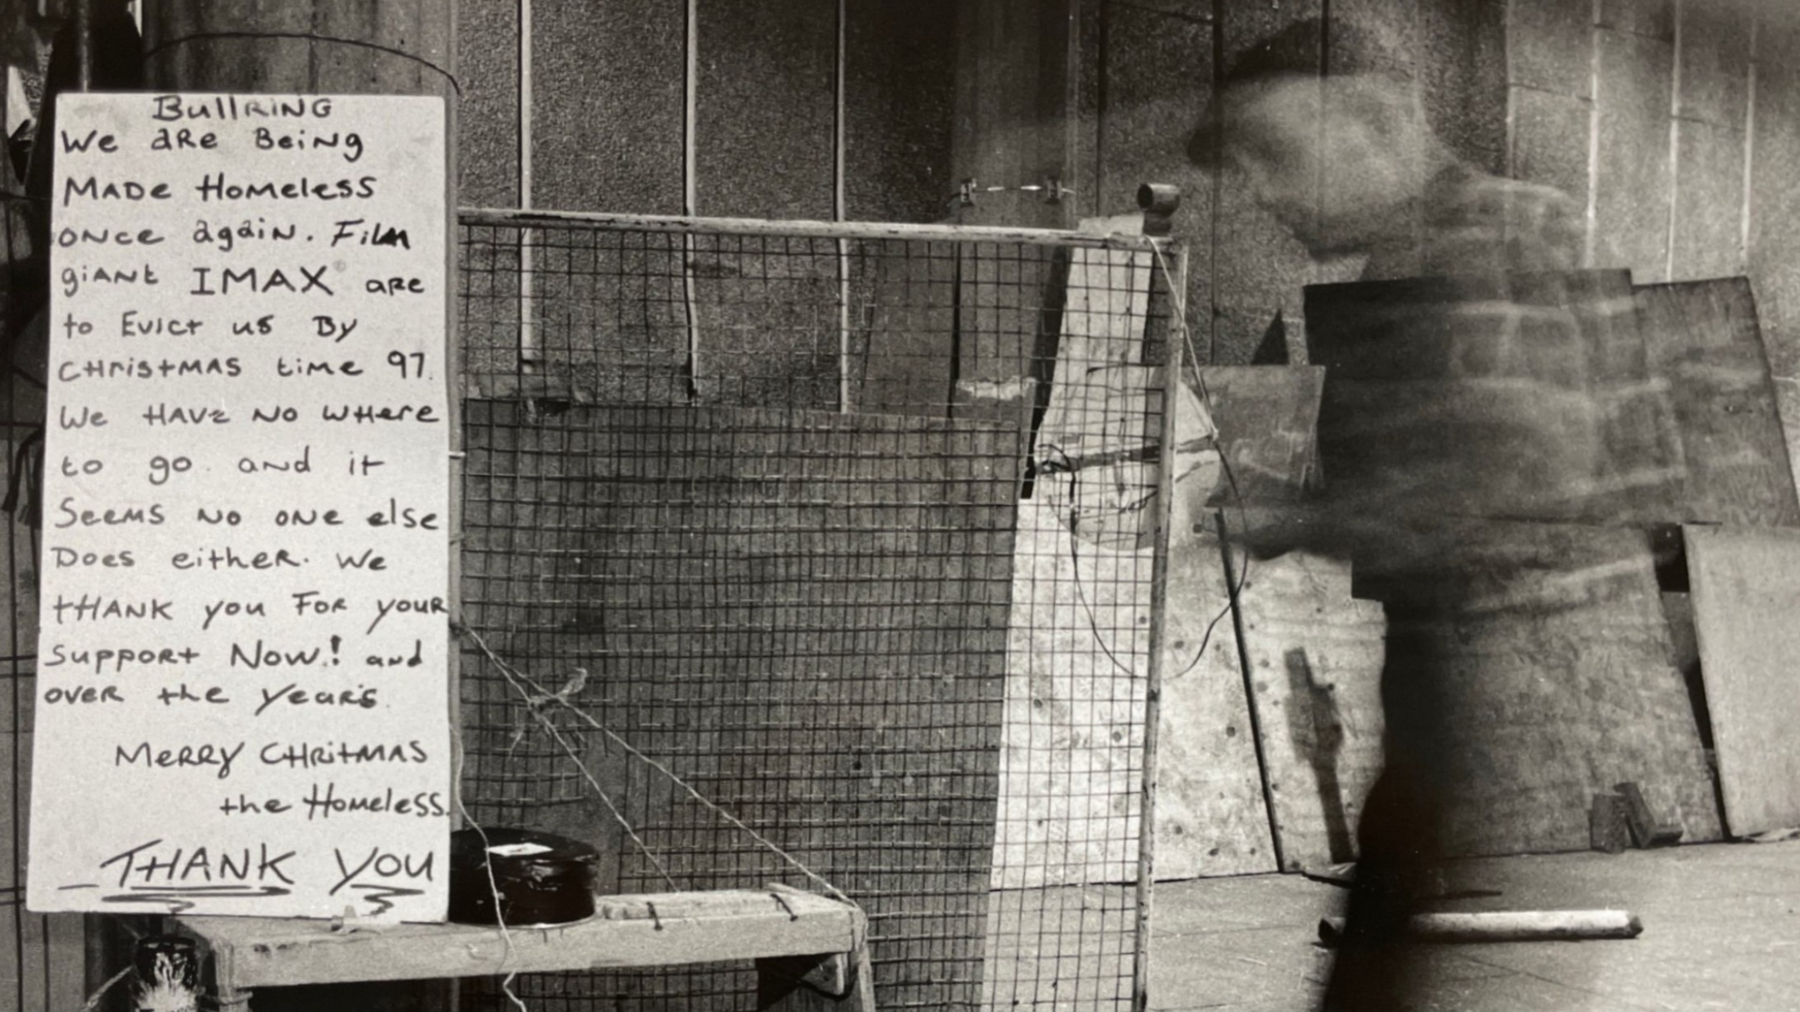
[1190,19,1446,258]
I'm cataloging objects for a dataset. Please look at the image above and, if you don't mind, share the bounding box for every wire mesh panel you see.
[1,369,85,1011]
[456,211,1180,1012]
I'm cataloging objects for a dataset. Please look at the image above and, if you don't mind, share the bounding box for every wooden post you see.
[1133,235,1184,1012]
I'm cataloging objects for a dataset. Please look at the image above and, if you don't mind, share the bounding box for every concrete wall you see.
[457,0,956,223]
[1064,0,1797,471]
[1503,0,1800,502]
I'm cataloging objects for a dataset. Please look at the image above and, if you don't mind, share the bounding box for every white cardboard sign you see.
[27,92,451,921]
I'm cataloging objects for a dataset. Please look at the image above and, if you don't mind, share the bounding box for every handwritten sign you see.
[26,93,451,921]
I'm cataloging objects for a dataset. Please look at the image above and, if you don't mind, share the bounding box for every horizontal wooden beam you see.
[459,205,1173,250]
[179,889,865,989]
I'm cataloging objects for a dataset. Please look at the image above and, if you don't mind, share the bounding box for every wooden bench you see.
[175,886,874,1011]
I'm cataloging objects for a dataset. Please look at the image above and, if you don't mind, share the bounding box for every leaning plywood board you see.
[993,499,1273,887]
[1156,535,1279,879]
[1354,520,1722,856]
[1233,551,1387,872]
[1684,525,1800,836]
[1196,366,1324,504]
[995,220,1265,887]
[1304,270,1686,524]
[1636,279,1800,526]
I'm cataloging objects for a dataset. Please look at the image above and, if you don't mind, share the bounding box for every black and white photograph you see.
[1,2,1797,1010]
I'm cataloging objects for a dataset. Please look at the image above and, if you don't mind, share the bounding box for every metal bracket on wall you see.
[951,176,1075,209]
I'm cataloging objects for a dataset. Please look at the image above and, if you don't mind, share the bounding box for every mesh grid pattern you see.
[455,214,1176,1012]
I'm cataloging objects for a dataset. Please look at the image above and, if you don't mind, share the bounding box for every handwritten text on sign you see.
[27,93,451,921]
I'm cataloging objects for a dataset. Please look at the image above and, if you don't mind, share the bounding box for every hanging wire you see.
[1144,238,1258,680]
[459,625,857,909]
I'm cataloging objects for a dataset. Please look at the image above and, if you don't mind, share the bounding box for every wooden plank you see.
[1190,366,1323,506]
[1635,279,1800,525]
[1034,215,1220,550]
[995,495,1274,885]
[1683,525,1800,836]
[997,232,1260,884]
[181,889,862,988]
[1152,527,1276,879]
[1747,19,1800,502]
[1352,519,1722,857]
[1233,551,1386,873]
[458,207,1177,249]
[1304,270,1686,525]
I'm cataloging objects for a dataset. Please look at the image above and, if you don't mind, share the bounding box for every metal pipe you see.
[682,0,701,399]
[517,0,537,368]
[73,0,95,91]
[834,0,850,414]
[1219,507,1285,872]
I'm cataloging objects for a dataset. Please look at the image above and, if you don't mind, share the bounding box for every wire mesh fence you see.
[455,211,1184,1012]
[0,207,1183,1012]
[1,183,86,1010]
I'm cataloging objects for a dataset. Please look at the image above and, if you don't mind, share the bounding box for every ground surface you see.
[1146,840,1800,1011]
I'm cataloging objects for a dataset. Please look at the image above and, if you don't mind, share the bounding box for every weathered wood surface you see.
[1635,279,1800,526]
[1034,216,1216,550]
[1304,270,1686,525]
[1683,525,1800,837]
[994,497,1274,886]
[1190,366,1324,507]
[996,227,1257,886]
[1356,520,1722,857]
[1749,17,1800,510]
[1232,550,1386,873]
[179,889,863,988]
[1155,529,1277,880]
[461,402,1019,1012]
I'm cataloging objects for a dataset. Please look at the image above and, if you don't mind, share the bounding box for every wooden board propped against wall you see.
[1352,519,1723,857]
[1304,269,1687,525]
[1230,549,1387,874]
[1684,525,1800,837]
[1191,365,1324,507]
[995,216,1268,886]
[1636,279,1800,526]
